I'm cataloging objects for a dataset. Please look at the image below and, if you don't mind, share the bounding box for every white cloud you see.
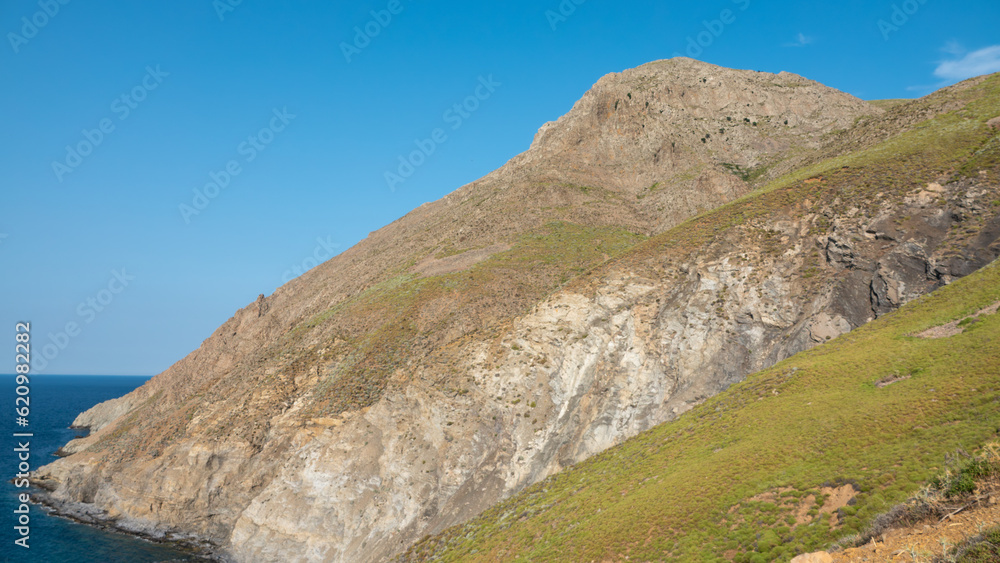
[941,40,965,57]
[934,44,1000,81]
[783,32,813,48]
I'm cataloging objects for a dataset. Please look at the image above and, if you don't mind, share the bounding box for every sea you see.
[0,375,212,563]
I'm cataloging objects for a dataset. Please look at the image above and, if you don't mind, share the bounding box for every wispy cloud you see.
[940,40,965,57]
[933,44,1000,82]
[783,32,813,48]
[908,42,1000,94]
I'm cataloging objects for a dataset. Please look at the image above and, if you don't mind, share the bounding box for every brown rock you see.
[988,116,1000,129]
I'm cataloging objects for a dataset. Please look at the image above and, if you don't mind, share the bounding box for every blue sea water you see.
[0,375,211,563]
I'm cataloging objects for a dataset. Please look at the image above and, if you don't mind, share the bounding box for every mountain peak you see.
[511,58,875,215]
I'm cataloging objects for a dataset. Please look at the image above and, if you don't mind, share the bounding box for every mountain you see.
[33,59,1000,562]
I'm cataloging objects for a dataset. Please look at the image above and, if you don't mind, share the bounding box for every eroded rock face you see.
[30,61,1000,563]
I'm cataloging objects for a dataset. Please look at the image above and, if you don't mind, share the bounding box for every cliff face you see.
[33,60,1000,562]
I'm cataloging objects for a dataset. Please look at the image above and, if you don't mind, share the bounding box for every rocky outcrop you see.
[31,61,1000,562]
[68,394,141,433]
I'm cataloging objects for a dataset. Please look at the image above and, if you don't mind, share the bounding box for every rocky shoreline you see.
[29,486,228,562]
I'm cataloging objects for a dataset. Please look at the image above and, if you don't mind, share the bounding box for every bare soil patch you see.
[912,302,999,339]
[410,244,510,277]
[876,375,911,389]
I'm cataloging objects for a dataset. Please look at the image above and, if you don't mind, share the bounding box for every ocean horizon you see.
[1,374,212,563]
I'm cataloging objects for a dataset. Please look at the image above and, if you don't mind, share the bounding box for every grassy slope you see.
[398,75,1000,562]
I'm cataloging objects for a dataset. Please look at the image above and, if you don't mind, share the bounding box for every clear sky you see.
[2,0,998,375]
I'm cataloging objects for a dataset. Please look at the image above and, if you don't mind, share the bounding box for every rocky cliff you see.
[33,59,1000,562]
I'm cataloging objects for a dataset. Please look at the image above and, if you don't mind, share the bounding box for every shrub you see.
[945,474,976,498]
[965,458,994,479]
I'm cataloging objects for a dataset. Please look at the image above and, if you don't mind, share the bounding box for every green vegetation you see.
[929,456,995,499]
[952,525,1000,562]
[637,182,663,200]
[400,258,1000,562]
[720,162,769,184]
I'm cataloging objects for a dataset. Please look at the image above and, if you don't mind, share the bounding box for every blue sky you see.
[1,0,999,375]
